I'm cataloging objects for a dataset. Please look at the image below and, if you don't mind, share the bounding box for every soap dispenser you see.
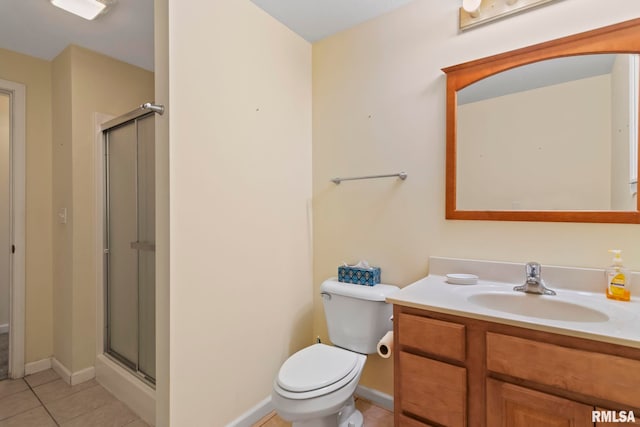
[605,249,631,302]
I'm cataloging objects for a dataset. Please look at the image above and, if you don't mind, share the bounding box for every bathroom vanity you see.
[388,257,640,427]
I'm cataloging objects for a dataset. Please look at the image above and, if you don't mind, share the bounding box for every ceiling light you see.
[50,0,113,20]
[462,0,482,18]
[460,0,558,31]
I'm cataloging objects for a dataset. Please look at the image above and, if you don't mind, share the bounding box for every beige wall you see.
[0,95,8,327]
[52,45,154,372]
[168,0,312,424]
[457,75,611,210]
[52,47,74,369]
[0,48,53,364]
[312,0,640,395]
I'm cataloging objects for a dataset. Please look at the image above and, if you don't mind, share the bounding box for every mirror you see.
[458,53,638,211]
[443,18,640,223]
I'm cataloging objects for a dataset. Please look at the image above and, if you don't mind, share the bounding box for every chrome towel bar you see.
[331,172,407,185]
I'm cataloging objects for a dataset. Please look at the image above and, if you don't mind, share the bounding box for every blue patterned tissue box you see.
[338,265,381,286]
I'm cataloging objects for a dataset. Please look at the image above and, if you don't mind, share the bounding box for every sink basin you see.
[467,292,610,323]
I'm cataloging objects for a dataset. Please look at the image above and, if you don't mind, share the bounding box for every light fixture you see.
[459,0,558,31]
[462,0,482,18]
[50,0,114,20]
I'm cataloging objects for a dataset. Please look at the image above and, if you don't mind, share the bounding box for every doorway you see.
[0,92,9,380]
[0,78,25,381]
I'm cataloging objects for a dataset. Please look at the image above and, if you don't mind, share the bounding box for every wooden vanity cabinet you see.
[394,305,640,427]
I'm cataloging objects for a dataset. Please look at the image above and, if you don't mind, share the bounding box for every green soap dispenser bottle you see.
[605,249,631,302]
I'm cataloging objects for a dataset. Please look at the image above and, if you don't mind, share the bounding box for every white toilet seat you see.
[271,347,367,424]
[275,344,362,400]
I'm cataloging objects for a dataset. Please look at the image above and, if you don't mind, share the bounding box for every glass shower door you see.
[136,115,155,380]
[105,112,155,384]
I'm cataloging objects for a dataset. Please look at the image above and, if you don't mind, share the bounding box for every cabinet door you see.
[487,379,592,427]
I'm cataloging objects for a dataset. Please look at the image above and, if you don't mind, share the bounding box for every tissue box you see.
[338,265,381,286]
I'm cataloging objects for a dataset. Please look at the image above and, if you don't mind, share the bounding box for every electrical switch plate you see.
[57,208,67,224]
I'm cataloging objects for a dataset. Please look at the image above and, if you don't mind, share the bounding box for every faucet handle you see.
[526,262,541,279]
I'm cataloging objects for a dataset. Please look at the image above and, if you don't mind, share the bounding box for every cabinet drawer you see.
[398,313,466,361]
[399,351,467,427]
[487,332,640,408]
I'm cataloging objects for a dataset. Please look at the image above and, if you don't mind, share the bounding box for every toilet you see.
[271,279,399,427]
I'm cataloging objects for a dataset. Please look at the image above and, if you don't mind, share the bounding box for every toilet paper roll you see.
[377,331,394,359]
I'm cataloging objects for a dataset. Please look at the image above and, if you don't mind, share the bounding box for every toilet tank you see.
[320,279,399,354]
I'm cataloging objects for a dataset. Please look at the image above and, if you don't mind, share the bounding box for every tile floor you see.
[0,369,150,426]
[254,398,394,427]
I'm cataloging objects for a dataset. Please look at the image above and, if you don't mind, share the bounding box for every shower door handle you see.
[130,241,156,251]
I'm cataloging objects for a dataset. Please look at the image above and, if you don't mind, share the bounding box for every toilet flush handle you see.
[320,292,331,300]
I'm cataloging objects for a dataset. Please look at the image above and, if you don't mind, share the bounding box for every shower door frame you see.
[101,108,156,386]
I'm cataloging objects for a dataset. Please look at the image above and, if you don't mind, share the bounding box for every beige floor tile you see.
[362,414,394,427]
[24,369,60,388]
[256,400,394,427]
[0,406,56,427]
[259,414,291,427]
[356,398,393,419]
[46,384,116,424]
[0,380,28,400]
[0,389,41,421]
[34,378,98,404]
[60,400,139,427]
[254,412,279,426]
[124,419,151,427]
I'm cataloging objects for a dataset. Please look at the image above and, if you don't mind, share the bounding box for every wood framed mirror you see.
[443,18,640,223]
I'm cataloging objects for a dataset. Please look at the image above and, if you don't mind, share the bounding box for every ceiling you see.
[0,1,415,72]
[0,0,154,71]
[250,0,415,42]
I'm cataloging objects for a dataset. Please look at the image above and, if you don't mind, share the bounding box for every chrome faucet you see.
[513,262,556,295]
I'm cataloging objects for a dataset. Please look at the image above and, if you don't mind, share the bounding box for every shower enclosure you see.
[102,107,156,384]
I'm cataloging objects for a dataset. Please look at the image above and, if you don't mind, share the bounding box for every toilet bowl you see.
[271,279,399,427]
[271,344,367,427]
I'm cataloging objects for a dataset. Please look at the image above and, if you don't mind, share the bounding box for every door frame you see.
[0,78,26,379]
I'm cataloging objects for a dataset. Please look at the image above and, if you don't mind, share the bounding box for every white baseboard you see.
[0,323,8,334]
[51,358,72,384]
[226,396,274,427]
[95,354,155,426]
[71,366,96,385]
[225,386,393,426]
[355,385,394,412]
[51,358,95,386]
[24,358,52,375]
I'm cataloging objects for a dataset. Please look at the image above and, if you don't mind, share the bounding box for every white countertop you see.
[387,258,640,349]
